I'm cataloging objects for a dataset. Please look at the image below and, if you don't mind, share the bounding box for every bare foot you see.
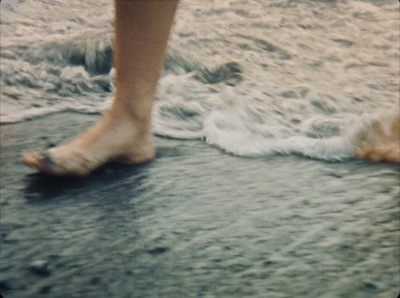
[22,112,155,176]
[355,115,400,163]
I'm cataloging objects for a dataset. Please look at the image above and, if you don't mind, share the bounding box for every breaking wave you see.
[1,0,399,161]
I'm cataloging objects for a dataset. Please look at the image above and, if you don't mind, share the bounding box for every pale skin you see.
[355,115,400,163]
[23,0,179,176]
[22,0,399,176]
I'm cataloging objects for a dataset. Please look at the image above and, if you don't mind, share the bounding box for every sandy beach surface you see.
[1,0,399,296]
[1,112,399,297]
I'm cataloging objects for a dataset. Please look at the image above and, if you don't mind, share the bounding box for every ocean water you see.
[1,0,399,160]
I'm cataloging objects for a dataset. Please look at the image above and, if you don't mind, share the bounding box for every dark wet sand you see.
[1,113,399,298]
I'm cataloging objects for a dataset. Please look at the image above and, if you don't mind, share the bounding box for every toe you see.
[22,151,38,167]
[371,145,400,163]
[365,152,381,163]
[22,150,61,175]
[22,151,46,167]
[383,148,400,163]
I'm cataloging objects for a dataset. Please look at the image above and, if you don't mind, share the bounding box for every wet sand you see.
[0,112,399,298]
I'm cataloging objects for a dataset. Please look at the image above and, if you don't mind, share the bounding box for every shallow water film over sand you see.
[1,113,400,297]
[0,0,399,297]
[1,0,399,160]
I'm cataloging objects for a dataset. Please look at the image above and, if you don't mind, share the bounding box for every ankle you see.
[109,101,152,128]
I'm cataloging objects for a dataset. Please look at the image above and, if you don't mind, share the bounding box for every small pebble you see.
[147,247,169,255]
[363,281,380,292]
[89,276,101,285]
[263,260,274,267]
[126,270,133,276]
[29,260,51,276]
[39,284,53,294]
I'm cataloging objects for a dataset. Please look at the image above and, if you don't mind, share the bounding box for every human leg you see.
[22,0,179,176]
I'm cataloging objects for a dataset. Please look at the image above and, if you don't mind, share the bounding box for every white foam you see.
[1,0,399,162]
[202,108,356,161]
